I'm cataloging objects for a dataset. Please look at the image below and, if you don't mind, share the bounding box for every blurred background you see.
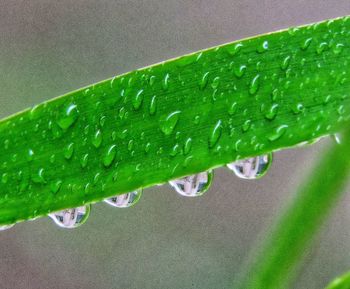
[1,1,350,288]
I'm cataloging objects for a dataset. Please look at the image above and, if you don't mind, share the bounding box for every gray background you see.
[1,1,350,289]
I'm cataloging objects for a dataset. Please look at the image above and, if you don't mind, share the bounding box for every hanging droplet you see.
[104,190,142,208]
[0,224,15,231]
[169,171,213,197]
[227,154,272,179]
[49,205,90,229]
[103,145,117,167]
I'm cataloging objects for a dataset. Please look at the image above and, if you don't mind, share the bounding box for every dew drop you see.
[80,153,89,168]
[265,103,279,120]
[227,43,243,56]
[92,130,103,148]
[149,95,157,115]
[132,89,144,110]
[268,125,288,141]
[199,72,210,90]
[227,153,272,179]
[32,168,46,184]
[169,171,213,197]
[159,111,181,135]
[209,120,223,148]
[162,73,170,90]
[27,149,34,162]
[104,190,142,208]
[234,65,247,78]
[257,41,269,53]
[57,103,79,130]
[50,180,63,194]
[301,38,312,50]
[184,138,192,155]
[281,55,291,70]
[249,75,260,95]
[64,143,75,160]
[49,205,90,229]
[103,145,117,167]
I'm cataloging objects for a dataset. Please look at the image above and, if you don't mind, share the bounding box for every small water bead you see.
[103,145,117,167]
[227,153,272,179]
[64,143,75,160]
[50,180,63,194]
[104,190,142,208]
[49,205,90,229]
[0,224,15,231]
[199,72,210,90]
[80,153,89,168]
[149,95,157,115]
[132,89,144,110]
[162,73,170,90]
[159,111,181,136]
[332,133,342,144]
[257,40,269,53]
[92,130,103,148]
[169,171,213,197]
[209,120,223,148]
[57,103,79,130]
[249,75,260,95]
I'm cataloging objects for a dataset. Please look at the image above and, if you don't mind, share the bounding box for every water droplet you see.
[281,55,291,70]
[228,102,238,115]
[265,104,279,120]
[104,190,142,208]
[199,72,210,90]
[27,149,34,162]
[159,111,181,135]
[57,103,79,130]
[50,180,63,194]
[169,171,213,197]
[32,168,46,184]
[316,42,328,54]
[184,138,192,155]
[227,153,272,179]
[209,120,223,148]
[149,95,157,115]
[249,75,260,95]
[333,43,344,55]
[211,76,220,89]
[1,173,8,184]
[103,145,117,167]
[227,43,243,56]
[49,205,90,229]
[92,130,103,148]
[257,41,269,53]
[132,89,144,110]
[162,73,170,90]
[242,120,252,132]
[234,65,247,78]
[301,38,312,50]
[80,153,89,168]
[64,143,75,160]
[268,125,288,141]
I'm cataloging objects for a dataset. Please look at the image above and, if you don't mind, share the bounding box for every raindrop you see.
[57,103,79,130]
[169,171,213,197]
[227,153,272,179]
[104,190,142,208]
[149,95,157,115]
[209,120,223,148]
[64,143,75,160]
[132,89,144,110]
[103,145,117,167]
[92,130,103,148]
[249,75,260,95]
[49,205,90,229]
[159,111,181,135]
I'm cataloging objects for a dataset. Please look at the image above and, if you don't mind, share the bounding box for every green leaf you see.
[325,271,350,289]
[1,16,350,225]
[234,125,350,289]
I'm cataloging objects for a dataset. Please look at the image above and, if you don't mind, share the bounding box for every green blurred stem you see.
[325,271,350,289]
[235,126,350,289]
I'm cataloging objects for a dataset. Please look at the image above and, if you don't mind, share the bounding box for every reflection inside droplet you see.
[49,205,90,229]
[169,171,213,197]
[104,190,142,208]
[227,154,272,179]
